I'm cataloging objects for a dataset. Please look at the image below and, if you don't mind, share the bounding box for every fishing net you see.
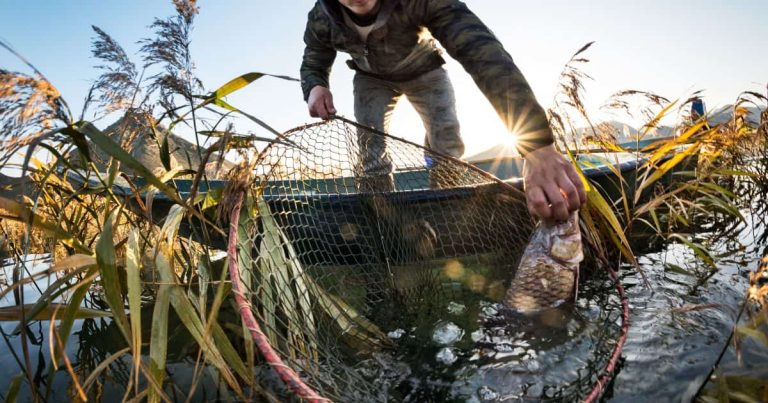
[226,117,627,402]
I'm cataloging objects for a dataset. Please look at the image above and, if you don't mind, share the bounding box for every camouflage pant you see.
[353,67,465,180]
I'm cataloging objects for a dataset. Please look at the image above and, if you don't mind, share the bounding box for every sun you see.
[500,130,519,150]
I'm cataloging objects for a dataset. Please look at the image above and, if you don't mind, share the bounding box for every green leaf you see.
[647,121,705,166]
[96,210,132,341]
[255,198,390,353]
[587,187,638,267]
[148,284,170,403]
[211,98,281,137]
[160,205,186,246]
[61,125,92,163]
[564,146,637,267]
[255,198,320,360]
[11,265,94,335]
[712,168,758,178]
[210,72,299,100]
[636,141,702,203]
[54,265,99,363]
[198,130,277,143]
[213,72,265,99]
[649,208,662,233]
[668,233,717,269]
[5,373,23,403]
[664,263,694,277]
[310,279,393,351]
[0,255,95,301]
[160,134,171,171]
[157,167,196,184]
[126,228,143,386]
[201,188,223,210]
[74,121,182,204]
[0,303,110,322]
[154,208,246,397]
[698,182,736,199]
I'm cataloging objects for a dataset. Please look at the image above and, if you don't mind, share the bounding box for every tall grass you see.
[0,2,294,401]
[547,42,766,281]
[549,45,768,401]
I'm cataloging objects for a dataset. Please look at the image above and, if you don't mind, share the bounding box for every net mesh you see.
[228,117,624,401]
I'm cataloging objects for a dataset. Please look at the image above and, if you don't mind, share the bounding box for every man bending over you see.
[300,0,586,221]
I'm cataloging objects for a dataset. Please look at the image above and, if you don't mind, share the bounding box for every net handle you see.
[227,190,331,402]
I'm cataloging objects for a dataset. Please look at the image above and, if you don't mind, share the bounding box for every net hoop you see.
[226,117,630,402]
[227,190,330,402]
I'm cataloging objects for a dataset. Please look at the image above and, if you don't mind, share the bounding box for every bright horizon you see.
[1,0,766,158]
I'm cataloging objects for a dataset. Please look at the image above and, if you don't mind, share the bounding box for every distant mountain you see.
[574,120,676,141]
[466,120,673,161]
[708,105,762,126]
[72,110,235,178]
[465,143,519,162]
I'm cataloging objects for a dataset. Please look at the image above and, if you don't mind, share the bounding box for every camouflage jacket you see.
[301,0,554,155]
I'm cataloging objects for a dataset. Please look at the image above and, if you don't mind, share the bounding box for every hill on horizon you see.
[466,105,763,161]
[71,110,236,178]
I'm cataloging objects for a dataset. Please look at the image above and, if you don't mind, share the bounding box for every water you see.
[1,169,767,401]
[0,255,235,402]
[346,254,623,402]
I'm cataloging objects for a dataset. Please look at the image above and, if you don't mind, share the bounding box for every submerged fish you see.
[504,211,583,314]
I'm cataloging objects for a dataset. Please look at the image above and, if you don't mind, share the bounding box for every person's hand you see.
[307,85,336,119]
[522,144,587,222]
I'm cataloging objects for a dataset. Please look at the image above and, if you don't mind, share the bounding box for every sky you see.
[1,0,766,158]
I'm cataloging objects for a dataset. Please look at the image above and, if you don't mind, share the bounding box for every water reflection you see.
[0,257,238,402]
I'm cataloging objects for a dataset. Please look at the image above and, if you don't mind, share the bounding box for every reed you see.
[547,42,766,280]
[0,1,289,400]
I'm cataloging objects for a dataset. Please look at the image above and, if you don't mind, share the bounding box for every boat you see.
[65,151,662,258]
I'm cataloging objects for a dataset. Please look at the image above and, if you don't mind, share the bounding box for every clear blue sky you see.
[1,1,766,157]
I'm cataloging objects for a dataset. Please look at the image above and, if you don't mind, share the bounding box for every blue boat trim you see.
[66,154,643,203]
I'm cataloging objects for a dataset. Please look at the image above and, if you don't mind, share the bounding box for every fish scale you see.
[505,212,583,313]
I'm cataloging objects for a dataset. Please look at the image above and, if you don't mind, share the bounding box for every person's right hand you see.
[307,86,336,119]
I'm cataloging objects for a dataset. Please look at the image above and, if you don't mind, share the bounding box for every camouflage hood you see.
[300,0,555,155]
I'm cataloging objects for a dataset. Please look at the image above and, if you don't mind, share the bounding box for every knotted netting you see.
[226,117,627,402]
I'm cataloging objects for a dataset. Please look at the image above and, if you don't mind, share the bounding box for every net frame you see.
[226,116,629,402]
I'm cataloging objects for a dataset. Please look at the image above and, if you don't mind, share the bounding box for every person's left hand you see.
[522,144,587,222]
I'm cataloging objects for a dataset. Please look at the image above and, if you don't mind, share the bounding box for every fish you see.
[503,211,583,314]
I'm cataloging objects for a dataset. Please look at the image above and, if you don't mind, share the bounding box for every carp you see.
[504,211,583,314]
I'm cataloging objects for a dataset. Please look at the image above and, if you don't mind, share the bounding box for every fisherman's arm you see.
[419,0,586,220]
[301,9,337,119]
